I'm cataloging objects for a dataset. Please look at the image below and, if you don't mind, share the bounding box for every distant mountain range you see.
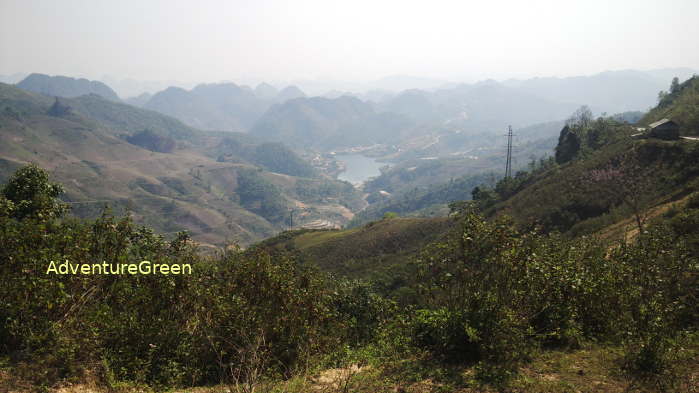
[99,75,197,98]
[379,81,580,131]
[502,68,698,114]
[250,95,415,149]
[139,82,306,132]
[143,83,266,132]
[250,69,695,150]
[248,81,577,150]
[10,68,697,151]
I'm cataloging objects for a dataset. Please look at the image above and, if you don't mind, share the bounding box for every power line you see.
[505,125,515,178]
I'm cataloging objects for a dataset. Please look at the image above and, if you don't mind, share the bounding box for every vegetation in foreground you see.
[1,162,697,392]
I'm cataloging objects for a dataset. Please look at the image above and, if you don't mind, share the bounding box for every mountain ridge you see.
[17,73,120,101]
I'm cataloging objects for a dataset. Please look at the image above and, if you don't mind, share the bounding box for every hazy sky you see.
[2,0,698,85]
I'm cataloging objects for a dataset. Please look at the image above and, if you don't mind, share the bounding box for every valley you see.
[2,69,695,247]
[0,83,366,246]
[2,66,698,393]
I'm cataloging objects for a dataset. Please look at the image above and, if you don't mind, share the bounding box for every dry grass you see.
[3,344,697,393]
[596,193,691,244]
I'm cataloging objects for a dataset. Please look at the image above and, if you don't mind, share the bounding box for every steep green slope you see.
[642,75,699,135]
[494,136,699,235]
[258,217,454,291]
[482,81,699,237]
[3,161,698,393]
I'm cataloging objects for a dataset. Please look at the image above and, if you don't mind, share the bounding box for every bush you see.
[330,279,396,346]
[402,208,697,384]
[409,308,480,363]
[0,164,348,389]
[0,209,349,388]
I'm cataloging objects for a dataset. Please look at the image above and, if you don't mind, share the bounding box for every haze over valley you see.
[2,1,699,391]
[4,66,696,246]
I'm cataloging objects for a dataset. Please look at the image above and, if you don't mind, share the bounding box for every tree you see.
[0,163,68,220]
[566,105,593,128]
[471,186,498,210]
[126,129,176,153]
[383,211,398,219]
[555,125,581,164]
[47,97,72,117]
[557,106,595,164]
[670,77,680,94]
[583,153,655,238]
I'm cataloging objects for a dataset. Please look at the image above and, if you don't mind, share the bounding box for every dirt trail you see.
[312,364,369,391]
[596,194,691,243]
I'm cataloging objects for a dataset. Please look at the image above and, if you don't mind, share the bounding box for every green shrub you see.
[409,308,480,363]
[331,279,396,346]
[402,208,697,384]
[0,165,349,388]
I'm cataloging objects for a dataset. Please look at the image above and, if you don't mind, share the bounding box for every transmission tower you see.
[505,125,514,178]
